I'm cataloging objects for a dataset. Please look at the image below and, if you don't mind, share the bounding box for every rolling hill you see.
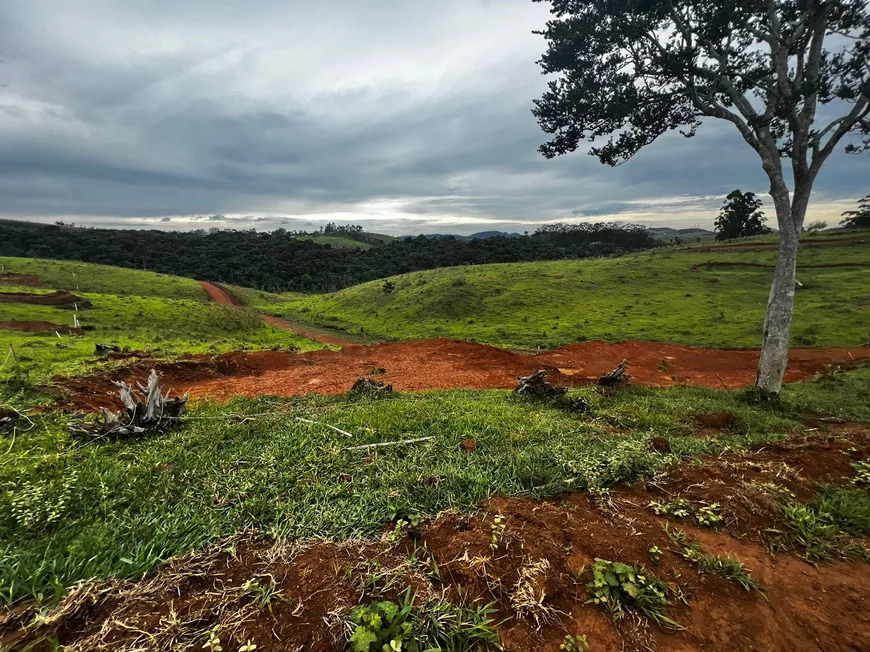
[265,235,870,350]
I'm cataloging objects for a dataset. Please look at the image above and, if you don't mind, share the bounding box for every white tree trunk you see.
[755,186,809,396]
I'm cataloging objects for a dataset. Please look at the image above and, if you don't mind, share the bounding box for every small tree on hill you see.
[714,190,769,240]
[532,0,870,396]
[840,195,870,228]
[805,220,827,233]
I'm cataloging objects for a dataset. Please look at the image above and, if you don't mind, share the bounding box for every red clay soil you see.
[198,280,245,306]
[0,320,81,334]
[6,428,870,652]
[681,237,868,252]
[258,313,359,346]
[57,338,869,410]
[0,291,92,308]
[0,272,45,287]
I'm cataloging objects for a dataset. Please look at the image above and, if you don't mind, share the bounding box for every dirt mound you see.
[681,237,868,253]
[55,339,869,411]
[0,291,92,308]
[0,320,82,334]
[7,428,870,652]
[198,280,245,306]
[0,272,45,287]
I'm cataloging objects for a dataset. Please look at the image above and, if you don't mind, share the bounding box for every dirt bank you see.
[0,272,45,287]
[6,427,869,652]
[198,280,245,306]
[0,291,92,308]
[56,338,869,410]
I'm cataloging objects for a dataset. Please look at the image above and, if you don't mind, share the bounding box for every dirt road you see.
[198,280,358,346]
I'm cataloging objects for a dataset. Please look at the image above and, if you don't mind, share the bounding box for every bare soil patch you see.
[5,428,869,652]
[0,320,82,334]
[198,280,245,306]
[55,339,869,411]
[0,291,92,308]
[0,272,45,287]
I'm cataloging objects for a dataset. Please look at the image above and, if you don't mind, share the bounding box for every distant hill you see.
[404,230,522,241]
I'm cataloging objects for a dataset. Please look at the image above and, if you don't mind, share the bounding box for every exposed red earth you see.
[58,338,868,411]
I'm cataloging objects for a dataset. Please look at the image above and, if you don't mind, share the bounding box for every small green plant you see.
[241,576,284,613]
[648,545,663,564]
[490,514,506,552]
[237,641,257,652]
[779,502,839,560]
[386,519,410,543]
[585,559,680,630]
[812,486,870,536]
[202,624,223,651]
[346,589,500,652]
[648,498,691,519]
[560,633,590,651]
[665,526,763,592]
[695,503,722,527]
[348,597,416,652]
[852,460,870,486]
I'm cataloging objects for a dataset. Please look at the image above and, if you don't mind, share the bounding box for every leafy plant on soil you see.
[811,486,870,537]
[346,589,500,652]
[648,498,722,527]
[489,514,506,552]
[665,526,763,592]
[585,558,680,630]
[560,633,590,651]
[853,460,870,487]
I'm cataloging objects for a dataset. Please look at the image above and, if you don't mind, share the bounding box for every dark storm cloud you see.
[0,0,867,234]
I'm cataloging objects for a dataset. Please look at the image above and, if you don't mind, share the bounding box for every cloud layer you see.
[1,0,867,234]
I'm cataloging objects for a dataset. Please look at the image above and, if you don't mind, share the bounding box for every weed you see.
[560,633,590,651]
[648,499,721,527]
[695,503,723,527]
[852,461,870,487]
[648,545,663,564]
[490,514,506,552]
[346,589,500,652]
[649,498,691,518]
[811,486,870,537]
[240,575,284,613]
[585,559,680,630]
[202,624,223,651]
[778,502,840,560]
[665,526,763,592]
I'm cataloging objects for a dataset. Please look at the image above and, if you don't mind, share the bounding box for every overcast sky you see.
[1,0,868,235]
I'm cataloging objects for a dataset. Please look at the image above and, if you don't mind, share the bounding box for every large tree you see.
[714,189,770,239]
[533,0,870,395]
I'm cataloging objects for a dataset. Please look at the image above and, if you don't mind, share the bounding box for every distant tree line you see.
[0,220,660,293]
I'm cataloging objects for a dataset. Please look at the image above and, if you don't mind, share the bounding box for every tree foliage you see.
[533,0,869,178]
[714,189,770,240]
[0,220,659,293]
[840,194,870,228]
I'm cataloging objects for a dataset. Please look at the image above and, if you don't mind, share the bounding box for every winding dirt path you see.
[198,280,358,346]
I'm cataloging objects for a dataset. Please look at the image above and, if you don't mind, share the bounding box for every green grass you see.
[270,242,870,350]
[0,256,207,301]
[0,259,322,386]
[1,368,868,606]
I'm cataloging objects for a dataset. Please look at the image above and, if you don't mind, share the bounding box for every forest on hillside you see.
[0,220,660,292]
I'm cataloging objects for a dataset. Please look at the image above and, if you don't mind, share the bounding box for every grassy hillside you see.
[0,258,321,387]
[272,240,870,350]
